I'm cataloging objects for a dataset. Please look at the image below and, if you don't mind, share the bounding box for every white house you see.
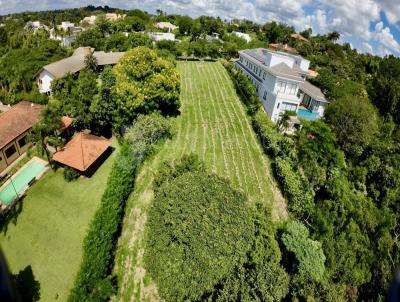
[148,32,176,42]
[50,22,83,47]
[81,15,97,25]
[24,21,48,32]
[35,47,125,94]
[58,21,75,31]
[235,48,328,122]
[232,31,252,43]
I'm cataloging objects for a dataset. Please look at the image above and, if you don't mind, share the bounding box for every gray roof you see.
[299,81,328,103]
[38,48,125,79]
[240,49,303,81]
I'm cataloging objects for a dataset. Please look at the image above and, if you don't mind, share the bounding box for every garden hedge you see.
[68,114,170,301]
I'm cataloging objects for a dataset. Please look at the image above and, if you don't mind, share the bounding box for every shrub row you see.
[68,114,171,301]
[223,61,313,218]
[274,158,314,217]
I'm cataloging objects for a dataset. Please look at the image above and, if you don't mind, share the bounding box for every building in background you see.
[235,48,328,122]
[148,32,176,42]
[49,21,83,47]
[155,22,178,32]
[35,47,125,94]
[232,31,252,43]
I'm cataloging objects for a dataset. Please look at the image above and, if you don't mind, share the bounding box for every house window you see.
[277,81,287,93]
[259,69,262,77]
[263,90,268,100]
[18,136,27,148]
[281,102,297,112]
[263,72,266,80]
[5,145,17,158]
[286,83,297,95]
[277,103,280,109]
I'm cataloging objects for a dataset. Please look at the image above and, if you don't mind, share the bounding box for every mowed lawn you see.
[113,61,287,301]
[0,145,117,301]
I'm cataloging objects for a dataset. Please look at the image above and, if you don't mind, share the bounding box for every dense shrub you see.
[281,220,326,282]
[145,163,254,301]
[222,60,261,115]
[68,114,171,302]
[63,167,80,182]
[274,157,314,218]
[252,108,296,158]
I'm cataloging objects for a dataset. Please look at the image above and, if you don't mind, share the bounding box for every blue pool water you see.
[0,160,46,205]
[297,108,321,121]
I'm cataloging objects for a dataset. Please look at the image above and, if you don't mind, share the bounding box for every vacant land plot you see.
[0,145,117,301]
[114,61,286,301]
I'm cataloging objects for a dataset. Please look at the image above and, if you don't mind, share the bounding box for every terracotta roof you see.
[60,116,73,131]
[291,33,309,42]
[53,132,111,172]
[269,43,298,54]
[0,101,43,150]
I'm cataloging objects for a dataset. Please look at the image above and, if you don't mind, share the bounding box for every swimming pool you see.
[0,160,47,206]
[297,108,321,121]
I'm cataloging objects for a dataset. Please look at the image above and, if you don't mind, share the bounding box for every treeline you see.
[224,60,400,301]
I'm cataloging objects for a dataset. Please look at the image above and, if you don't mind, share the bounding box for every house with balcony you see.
[235,48,328,123]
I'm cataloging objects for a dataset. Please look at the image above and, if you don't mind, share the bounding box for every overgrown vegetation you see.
[145,155,289,301]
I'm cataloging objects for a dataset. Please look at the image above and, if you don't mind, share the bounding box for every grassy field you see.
[113,61,287,301]
[0,145,117,301]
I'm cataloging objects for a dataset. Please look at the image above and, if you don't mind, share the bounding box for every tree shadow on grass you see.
[13,265,40,302]
[0,198,25,235]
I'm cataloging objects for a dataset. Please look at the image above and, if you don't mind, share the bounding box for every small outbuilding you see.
[53,132,111,174]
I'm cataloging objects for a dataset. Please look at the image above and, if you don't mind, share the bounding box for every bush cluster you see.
[274,158,314,217]
[68,114,171,301]
[63,167,80,182]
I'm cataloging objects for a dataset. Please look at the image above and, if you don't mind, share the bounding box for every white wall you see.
[38,70,54,94]
[317,102,325,116]
[233,31,251,43]
[264,52,294,68]
[149,32,175,41]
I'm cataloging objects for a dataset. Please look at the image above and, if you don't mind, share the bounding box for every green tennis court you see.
[0,160,47,205]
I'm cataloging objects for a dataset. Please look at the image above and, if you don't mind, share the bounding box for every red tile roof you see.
[53,132,111,172]
[60,116,73,131]
[0,101,43,150]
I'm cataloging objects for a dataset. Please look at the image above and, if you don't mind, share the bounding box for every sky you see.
[0,0,399,56]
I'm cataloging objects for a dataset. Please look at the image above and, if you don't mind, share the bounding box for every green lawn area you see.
[0,145,117,301]
[113,61,287,301]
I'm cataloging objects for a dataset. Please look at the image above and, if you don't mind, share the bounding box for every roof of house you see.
[291,33,309,42]
[60,116,73,131]
[53,132,111,172]
[36,47,125,79]
[155,22,178,29]
[269,43,298,54]
[240,49,303,81]
[299,81,328,103]
[0,101,43,150]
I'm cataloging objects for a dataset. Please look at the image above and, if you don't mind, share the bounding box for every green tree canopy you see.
[324,96,380,158]
[113,46,180,123]
[145,164,254,301]
[281,220,326,282]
